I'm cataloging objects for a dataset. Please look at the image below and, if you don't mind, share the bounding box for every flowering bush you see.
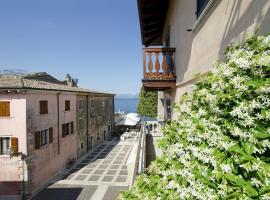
[118,34,270,199]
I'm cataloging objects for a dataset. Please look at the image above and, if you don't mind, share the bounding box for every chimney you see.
[65,74,78,87]
[65,74,73,87]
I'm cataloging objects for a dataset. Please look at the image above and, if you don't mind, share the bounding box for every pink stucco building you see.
[0,72,114,199]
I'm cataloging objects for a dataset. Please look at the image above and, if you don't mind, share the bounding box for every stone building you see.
[76,93,114,159]
[0,72,114,199]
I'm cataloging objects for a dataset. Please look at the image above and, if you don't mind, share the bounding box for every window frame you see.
[62,123,70,138]
[196,0,210,19]
[0,137,11,155]
[65,100,70,111]
[35,128,53,149]
[0,101,10,117]
[40,129,49,147]
[78,100,84,110]
[39,100,48,114]
[70,121,74,134]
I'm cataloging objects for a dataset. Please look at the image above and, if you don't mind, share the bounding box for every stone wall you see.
[77,94,114,159]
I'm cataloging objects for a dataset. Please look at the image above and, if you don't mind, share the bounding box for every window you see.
[35,128,53,149]
[65,100,70,111]
[0,101,10,117]
[78,119,84,130]
[196,0,210,18]
[97,132,100,140]
[41,129,49,146]
[62,123,70,138]
[71,121,74,134]
[78,100,84,109]
[40,101,48,114]
[0,137,10,155]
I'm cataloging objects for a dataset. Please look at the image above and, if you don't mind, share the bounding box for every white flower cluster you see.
[119,34,270,200]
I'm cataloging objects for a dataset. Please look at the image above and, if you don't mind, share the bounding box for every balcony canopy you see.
[137,0,169,46]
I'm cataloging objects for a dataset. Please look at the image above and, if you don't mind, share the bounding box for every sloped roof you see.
[0,72,114,95]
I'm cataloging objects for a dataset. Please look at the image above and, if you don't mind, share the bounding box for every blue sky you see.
[0,0,142,94]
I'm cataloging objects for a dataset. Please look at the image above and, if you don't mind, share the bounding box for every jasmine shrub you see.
[119,34,270,199]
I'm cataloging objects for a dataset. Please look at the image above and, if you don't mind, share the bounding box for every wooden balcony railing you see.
[143,48,176,80]
[142,48,176,90]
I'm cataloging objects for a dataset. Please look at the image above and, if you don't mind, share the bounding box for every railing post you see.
[154,52,160,78]
[169,52,175,78]
[143,49,146,79]
[161,52,168,78]
[147,52,153,77]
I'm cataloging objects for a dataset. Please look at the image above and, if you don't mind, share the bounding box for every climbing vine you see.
[119,34,270,199]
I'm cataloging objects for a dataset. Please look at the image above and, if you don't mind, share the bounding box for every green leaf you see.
[245,185,258,197]
[254,130,270,139]
[240,155,254,162]
[227,144,245,155]
[242,142,255,155]
[225,174,245,186]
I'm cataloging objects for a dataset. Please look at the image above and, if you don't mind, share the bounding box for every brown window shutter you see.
[11,137,18,156]
[71,122,74,134]
[49,128,53,143]
[35,131,41,149]
[40,101,48,114]
[65,100,70,111]
[62,124,65,138]
[0,101,10,117]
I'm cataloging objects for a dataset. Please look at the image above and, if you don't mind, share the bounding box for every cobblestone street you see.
[32,138,136,200]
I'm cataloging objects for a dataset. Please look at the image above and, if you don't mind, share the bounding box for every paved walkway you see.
[32,137,137,200]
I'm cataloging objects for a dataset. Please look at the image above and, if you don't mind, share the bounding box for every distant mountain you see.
[115,94,139,99]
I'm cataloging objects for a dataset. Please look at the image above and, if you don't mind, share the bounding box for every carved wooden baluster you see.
[147,52,153,78]
[154,52,160,78]
[143,50,146,79]
[169,52,175,79]
[162,52,168,78]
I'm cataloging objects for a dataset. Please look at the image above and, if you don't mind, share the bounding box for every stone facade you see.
[77,94,114,159]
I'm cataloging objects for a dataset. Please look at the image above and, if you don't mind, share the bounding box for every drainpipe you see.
[21,153,26,200]
[86,95,89,151]
[57,92,60,154]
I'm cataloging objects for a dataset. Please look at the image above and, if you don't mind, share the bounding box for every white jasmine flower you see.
[258,55,270,66]
[233,57,250,69]
[220,164,232,173]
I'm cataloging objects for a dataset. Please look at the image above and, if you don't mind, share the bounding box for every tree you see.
[137,86,157,118]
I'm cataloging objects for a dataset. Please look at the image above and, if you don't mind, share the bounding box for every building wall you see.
[77,94,114,159]
[0,94,27,195]
[164,0,270,119]
[89,96,114,147]
[77,95,88,158]
[26,92,77,194]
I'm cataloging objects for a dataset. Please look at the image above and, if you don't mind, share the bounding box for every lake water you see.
[114,98,139,114]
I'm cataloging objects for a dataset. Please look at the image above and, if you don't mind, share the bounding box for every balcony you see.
[142,48,176,90]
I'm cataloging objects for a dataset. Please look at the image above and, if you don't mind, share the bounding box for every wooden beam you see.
[142,80,176,90]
